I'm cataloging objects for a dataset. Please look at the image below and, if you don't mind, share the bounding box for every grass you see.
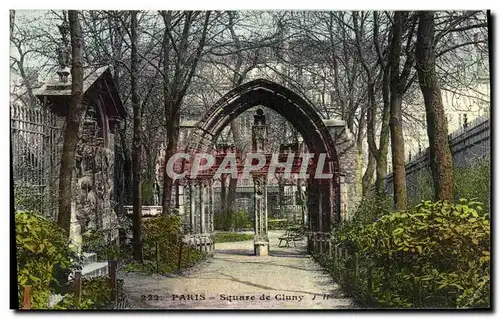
[214,232,254,243]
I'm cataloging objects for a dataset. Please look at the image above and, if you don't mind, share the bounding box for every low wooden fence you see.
[309,233,429,308]
[309,233,376,307]
[149,233,214,273]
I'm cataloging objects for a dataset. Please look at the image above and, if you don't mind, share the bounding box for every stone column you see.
[318,189,323,232]
[209,181,214,233]
[199,183,206,234]
[190,182,196,234]
[69,201,82,255]
[264,185,268,236]
[177,184,185,217]
[253,176,269,256]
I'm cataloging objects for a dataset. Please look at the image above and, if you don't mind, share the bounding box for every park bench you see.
[278,226,305,248]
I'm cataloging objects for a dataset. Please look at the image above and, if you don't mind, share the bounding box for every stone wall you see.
[73,104,119,243]
[48,103,119,252]
[324,120,361,221]
[385,117,490,197]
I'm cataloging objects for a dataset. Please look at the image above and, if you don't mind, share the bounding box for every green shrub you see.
[453,158,490,213]
[128,215,206,274]
[50,276,113,309]
[80,276,113,309]
[335,196,393,251]
[268,218,287,230]
[332,199,490,308]
[409,169,435,207]
[233,210,252,230]
[16,211,78,309]
[14,187,56,219]
[82,229,125,262]
[410,158,490,213]
[214,209,252,231]
[214,232,254,243]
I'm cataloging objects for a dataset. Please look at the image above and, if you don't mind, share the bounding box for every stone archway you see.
[182,79,355,240]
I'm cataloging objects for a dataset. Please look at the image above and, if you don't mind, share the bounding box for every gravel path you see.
[120,231,355,309]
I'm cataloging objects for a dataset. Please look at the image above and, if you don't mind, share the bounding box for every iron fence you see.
[11,102,59,219]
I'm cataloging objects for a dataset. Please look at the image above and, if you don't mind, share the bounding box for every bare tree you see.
[415,11,454,202]
[130,10,143,262]
[160,11,211,215]
[57,10,85,234]
[388,11,417,210]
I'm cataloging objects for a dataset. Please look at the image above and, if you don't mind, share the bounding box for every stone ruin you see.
[35,64,126,252]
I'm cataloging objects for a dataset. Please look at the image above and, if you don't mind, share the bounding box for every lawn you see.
[214,232,254,243]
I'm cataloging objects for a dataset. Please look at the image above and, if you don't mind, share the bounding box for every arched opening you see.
[183,79,341,237]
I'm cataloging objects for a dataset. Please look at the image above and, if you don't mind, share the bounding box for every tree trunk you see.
[389,12,409,211]
[119,126,132,205]
[161,11,210,216]
[57,10,85,235]
[355,102,366,197]
[130,10,143,262]
[161,109,180,214]
[415,11,454,202]
[389,94,408,210]
[372,11,391,197]
[225,119,242,212]
[362,151,376,197]
[10,10,15,35]
[220,174,227,213]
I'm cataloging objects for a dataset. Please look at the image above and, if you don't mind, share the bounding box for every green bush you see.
[16,211,124,309]
[332,199,490,308]
[127,215,206,274]
[82,229,126,262]
[49,276,114,309]
[453,158,490,213]
[16,211,78,309]
[268,218,287,230]
[80,276,113,309]
[14,187,56,219]
[214,232,254,243]
[214,209,252,231]
[410,158,490,213]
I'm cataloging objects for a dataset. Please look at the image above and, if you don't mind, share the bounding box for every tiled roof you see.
[34,66,108,97]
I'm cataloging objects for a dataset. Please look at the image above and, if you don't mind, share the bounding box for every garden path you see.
[120,231,355,309]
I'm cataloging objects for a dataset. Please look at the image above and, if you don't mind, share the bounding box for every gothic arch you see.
[184,79,341,232]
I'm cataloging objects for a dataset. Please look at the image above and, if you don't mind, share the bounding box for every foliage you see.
[331,199,490,308]
[50,294,94,310]
[141,180,156,206]
[408,169,435,206]
[214,232,254,243]
[335,195,393,251]
[453,158,490,213]
[80,276,113,309]
[50,276,114,309]
[14,186,55,219]
[268,218,287,230]
[125,215,206,274]
[16,211,79,309]
[81,229,124,262]
[214,209,252,231]
[410,158,490,213]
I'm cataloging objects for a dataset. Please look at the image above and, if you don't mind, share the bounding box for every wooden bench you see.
[278,226,305,248]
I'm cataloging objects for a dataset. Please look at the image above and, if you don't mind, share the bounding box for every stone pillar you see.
[324,119,361,221]
[208,181,214,233]
[253,176,269,256]
[318,189,323,232]
[177,184,185,216]
[264,185,268,235]
[69,201,82,255]
[199,183,206,234]
[190,183,196,234]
